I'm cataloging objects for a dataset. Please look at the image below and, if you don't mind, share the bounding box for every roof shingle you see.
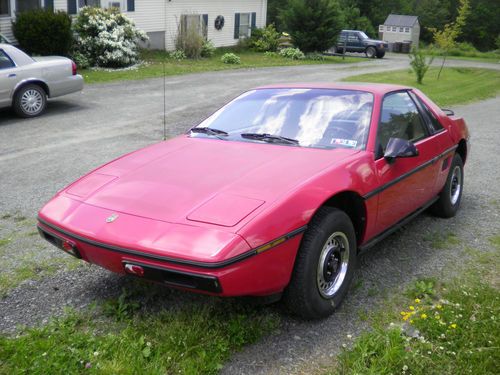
[383,14,418,27]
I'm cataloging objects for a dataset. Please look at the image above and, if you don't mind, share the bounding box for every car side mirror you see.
[384,138,419,163]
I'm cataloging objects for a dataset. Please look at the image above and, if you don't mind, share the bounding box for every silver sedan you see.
[0,43,84,118]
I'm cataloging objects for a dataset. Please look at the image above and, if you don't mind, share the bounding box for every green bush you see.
[175,28,204,59]
[250,24,281,52]
[71,51,90,69]
[279,0,343,53]
[279,47,305,60]
[12,9,73,56]
[170,50,187,60]
[221,53,241,64]
[201,40,216,57]
[409,47,434,84]
[305,52,325,60]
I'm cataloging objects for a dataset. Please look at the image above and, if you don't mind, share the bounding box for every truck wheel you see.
[13,84,47,118]
[430,154,464,218]
[283,207,357,319]
[376,51,385,58]
[365,46,376,58]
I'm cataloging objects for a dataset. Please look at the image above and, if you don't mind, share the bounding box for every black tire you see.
[283,207,357,319]
[430,154,464,218]
[13,84,47,118]
[376,51,385,59]
[365,46,376,58]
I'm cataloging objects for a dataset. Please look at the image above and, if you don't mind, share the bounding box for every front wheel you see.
[430,153,464,218]
[13,84,47,118]
[365,46,376,58]
[283,208,357,319]
[376,51,385,58]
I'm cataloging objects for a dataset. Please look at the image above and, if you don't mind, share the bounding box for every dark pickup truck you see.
[329,30,388,58]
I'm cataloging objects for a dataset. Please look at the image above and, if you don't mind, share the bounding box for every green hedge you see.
[13,9,73,56]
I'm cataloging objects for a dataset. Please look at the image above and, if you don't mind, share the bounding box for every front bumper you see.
[38,219,303,297]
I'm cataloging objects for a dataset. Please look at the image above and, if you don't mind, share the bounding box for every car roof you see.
[255,82,412,95]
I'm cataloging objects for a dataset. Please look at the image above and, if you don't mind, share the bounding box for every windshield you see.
[192,88,373,150]
[358,31,369,39]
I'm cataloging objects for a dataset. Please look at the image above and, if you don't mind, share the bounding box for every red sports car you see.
[38,83,469,319]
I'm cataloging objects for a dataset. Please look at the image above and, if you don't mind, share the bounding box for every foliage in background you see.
[429,0,470,79]
[338,0,376,38]
[170,50,187,61]
[279,0,344,52]
[250,24,281,52]
[409,47,434,83]
[279,47,305,59]
[12,9,73,56]
[268,0,500,51]
[201,40,216,57]
[73,7,147,68]
[221,53,241,64]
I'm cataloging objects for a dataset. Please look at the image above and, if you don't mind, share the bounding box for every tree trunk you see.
[437,52,447,80]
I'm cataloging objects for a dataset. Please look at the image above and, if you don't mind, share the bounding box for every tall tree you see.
[279,0,344,53]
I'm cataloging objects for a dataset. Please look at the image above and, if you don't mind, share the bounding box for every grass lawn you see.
[344,67,500,107]
[325,236,500,375]
[80,49,361,84]
[0,284,279,374]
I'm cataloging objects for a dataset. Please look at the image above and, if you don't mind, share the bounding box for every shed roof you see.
[383,14,418,27]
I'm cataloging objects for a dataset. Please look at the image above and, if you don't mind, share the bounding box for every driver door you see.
[373,91,437,234]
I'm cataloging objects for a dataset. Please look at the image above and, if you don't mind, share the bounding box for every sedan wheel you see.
[283,207,357,319]
[14,84,47,118]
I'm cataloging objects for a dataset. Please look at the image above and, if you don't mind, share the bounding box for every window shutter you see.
[127,0,135,12]
[234,13,240,39]
[45,0,54,11]
[202,14,208,39]
[202,14,208,28]
[251,12,256,30]
[67,0,77,14]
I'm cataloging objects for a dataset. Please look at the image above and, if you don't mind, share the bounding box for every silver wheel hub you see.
[449,165,462,205]
[317,232,349,298]
[21,89,43,114]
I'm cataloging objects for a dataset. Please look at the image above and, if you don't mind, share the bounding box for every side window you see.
[347,33,359,42]
[411,93,444,133]
[339,32,346,42]
[0,50,15,70]
[377,92,427,156]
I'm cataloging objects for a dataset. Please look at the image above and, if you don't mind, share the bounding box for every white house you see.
[378,14,420,48]
[0,0,268,50]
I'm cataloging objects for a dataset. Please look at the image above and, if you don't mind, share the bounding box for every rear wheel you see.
[430,154,464,218]
[13,84,47,118]
[283,207,357,319]
[365,46,376,58]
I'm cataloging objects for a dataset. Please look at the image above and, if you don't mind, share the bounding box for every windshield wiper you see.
[189,127,228,139]
[240,133,299,145]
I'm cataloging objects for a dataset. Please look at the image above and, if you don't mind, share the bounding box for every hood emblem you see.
[106,213,119,223]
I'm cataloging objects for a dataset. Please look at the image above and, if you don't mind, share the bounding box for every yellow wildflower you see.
[436,305,443,310]
[421,314,428,319]
[409,306,415,311]
[449,323,457,329]
[415,298,421,303]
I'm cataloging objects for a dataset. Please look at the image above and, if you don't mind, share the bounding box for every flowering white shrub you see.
[73,7,148,68]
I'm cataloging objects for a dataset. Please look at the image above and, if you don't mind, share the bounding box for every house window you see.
[405,27,410,33]
[85,0,101,7]
[0,0,9,16]
[180,14,208,40]
[399,27,404,32]
[386,26,390,31]
[379,25,384,31]
[16,0,40,13]
[392,26,397,32]
[239,13,251,38]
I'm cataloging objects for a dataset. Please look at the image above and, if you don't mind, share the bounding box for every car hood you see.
[60,136,358,229]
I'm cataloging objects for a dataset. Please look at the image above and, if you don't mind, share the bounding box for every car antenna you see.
[162,0,167,141]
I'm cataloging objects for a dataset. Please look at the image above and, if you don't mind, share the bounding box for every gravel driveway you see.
[0,54,499,373]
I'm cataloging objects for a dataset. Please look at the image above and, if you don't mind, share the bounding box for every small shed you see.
[379,14,420,50]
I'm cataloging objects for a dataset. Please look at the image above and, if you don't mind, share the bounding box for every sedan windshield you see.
[192,88,373,150]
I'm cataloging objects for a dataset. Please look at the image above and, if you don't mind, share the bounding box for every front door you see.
[373,91,438,234]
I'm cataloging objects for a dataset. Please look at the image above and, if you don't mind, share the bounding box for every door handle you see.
[8,73,16,78]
